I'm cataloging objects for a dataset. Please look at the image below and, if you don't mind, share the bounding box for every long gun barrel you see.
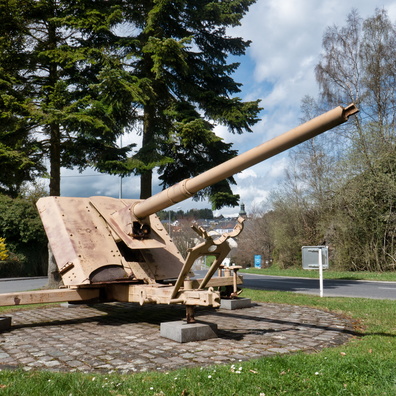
[133,103,358,219]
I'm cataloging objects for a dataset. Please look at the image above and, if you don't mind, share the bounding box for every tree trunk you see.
[140,170,153,199]
[140,104,155,199]
[49,122,61,196]
[47,14,61,284]
[46,244,64,289]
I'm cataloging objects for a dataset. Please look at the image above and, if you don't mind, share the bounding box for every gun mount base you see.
[0,274,243,308]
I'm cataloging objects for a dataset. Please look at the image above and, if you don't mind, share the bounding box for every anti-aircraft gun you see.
[0,104,358,321]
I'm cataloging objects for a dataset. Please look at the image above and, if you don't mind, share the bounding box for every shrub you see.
[0,194,47,276]
[0,237,8,260]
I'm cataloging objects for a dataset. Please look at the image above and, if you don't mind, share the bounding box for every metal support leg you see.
[186,305,196,324]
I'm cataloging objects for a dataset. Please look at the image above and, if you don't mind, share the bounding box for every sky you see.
[58,0,396,217]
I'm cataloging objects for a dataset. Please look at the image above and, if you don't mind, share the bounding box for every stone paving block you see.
[160,321,218,343]
[67,360,85,367]
[43,360,61,367]
[220,298,252,310]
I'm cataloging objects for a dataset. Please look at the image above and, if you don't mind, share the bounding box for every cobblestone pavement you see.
[0,302,355,374]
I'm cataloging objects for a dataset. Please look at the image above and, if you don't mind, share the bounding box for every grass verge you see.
[241,267,396,281]
[0,291,395,395]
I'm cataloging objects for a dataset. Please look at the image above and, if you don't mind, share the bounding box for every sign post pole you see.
[318,247,323,297]
[302,246,328,297]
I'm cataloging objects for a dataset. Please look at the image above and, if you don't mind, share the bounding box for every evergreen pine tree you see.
[119,0,261,208]
[0,0,140,196]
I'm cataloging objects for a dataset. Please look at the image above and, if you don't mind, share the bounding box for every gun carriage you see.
[0,104,358,323]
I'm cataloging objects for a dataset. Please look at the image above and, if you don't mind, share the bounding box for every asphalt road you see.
[195,270,396,300]
[241,272,396,300]
[0,272,395,300]
[0,277,48,293]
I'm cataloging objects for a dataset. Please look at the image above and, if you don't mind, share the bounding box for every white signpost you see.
[302,246,329,297]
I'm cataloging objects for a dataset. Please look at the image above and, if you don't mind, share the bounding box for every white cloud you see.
[268,156,289,179]
[237,169,257,180]
[387,3,396,19]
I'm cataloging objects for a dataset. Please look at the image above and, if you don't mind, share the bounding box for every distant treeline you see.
[158,208,214,222]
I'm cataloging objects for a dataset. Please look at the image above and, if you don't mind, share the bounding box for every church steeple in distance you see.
[239,203,247,218]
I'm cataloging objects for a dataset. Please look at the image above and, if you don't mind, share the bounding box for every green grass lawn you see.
[1,290,395,395]
[241,267,396,281]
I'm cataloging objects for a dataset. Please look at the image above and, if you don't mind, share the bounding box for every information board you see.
[302,246,329,270]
